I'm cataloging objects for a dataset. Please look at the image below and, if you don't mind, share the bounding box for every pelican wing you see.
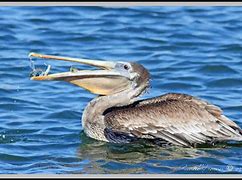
[104,93,242,147]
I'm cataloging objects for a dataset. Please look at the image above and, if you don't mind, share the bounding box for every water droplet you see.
[29,57,36,71]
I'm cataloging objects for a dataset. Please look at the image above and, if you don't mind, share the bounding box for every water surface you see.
[0,6,242,174]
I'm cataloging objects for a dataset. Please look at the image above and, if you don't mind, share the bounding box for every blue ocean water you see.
[0,6,242,174]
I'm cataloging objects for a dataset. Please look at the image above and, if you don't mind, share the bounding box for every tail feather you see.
[215,136,242,143]
[218,115,242,136]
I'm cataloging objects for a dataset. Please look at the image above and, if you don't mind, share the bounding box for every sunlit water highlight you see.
[0,6,242,174]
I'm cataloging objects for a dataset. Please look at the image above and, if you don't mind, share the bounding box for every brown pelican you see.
[29,52,242,148]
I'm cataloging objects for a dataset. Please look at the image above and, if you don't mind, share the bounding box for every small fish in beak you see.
[29,54,52,78]
[29,66,50,78]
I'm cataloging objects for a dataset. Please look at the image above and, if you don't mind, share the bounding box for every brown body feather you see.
[104,93,242,147]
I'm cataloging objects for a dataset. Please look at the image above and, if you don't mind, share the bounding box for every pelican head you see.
[29,53,150,96]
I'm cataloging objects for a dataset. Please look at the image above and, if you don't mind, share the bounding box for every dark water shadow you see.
[75,132,242,174]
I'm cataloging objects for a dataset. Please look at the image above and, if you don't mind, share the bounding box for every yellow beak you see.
[29,52,131,95]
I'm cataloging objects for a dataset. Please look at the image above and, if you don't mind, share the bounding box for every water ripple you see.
[0,6,242,174]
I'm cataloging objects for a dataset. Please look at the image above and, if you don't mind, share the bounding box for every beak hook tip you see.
[29,52,41,58]
[28,52,35,57]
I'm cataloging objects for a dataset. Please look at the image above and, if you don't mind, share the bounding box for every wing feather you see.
[104,93,242,147]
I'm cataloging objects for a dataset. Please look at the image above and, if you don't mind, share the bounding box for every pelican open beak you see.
[29,52,131,95]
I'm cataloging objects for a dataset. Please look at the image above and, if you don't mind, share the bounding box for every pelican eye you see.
[123,64,129,70]
[115,63,131,71]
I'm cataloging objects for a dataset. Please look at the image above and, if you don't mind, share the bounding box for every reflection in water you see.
[76,132,231,174]
[1,6,242,174]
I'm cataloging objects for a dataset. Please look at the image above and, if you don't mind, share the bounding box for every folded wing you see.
[104,93,242,147]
